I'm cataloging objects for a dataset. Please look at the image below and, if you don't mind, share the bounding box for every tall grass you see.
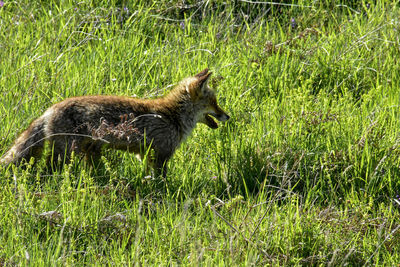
[1,0,400,265]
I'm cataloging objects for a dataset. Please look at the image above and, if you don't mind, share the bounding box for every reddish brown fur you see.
[0,69,230,177]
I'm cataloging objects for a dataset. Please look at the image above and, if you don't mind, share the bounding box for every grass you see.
[1,0,400,265]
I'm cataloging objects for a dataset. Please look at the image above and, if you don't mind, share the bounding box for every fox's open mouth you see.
[204,114,219,129]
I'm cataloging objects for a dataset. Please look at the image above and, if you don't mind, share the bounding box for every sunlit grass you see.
[1,0,400,265]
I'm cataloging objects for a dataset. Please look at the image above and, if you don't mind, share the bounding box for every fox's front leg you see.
[134,151,167,178]
[154,160,168,179]
[151,153,170,179]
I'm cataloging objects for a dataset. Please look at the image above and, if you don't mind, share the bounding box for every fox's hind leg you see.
[82,141,103,169]
[46,136,84,170]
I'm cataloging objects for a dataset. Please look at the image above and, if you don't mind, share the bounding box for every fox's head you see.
[186,69,230,129]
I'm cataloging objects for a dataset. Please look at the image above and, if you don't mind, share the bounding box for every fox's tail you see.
[1,117,47,166]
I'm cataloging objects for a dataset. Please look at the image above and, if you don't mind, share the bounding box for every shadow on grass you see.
[215,140,400,205]
[215,143,304,199]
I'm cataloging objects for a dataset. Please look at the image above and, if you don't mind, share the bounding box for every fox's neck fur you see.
[139,79,201,141]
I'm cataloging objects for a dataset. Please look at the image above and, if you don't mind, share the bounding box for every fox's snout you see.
[211,103,230,122]
[213,112,230,122]
[201,107,229,129]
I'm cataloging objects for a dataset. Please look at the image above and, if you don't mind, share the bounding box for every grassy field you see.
[1,0,400,265]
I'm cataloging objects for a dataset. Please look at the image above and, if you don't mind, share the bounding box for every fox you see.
[0,69,230,177]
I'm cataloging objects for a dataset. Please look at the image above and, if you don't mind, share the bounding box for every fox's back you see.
[44,95,181,155]
[49,95,148,125]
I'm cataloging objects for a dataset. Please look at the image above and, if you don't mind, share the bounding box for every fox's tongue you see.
[205,114,218,129]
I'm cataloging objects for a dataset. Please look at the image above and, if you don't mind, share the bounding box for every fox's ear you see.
[197,71,212,94]
[195,68,209,78]
[188,69,212,99]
